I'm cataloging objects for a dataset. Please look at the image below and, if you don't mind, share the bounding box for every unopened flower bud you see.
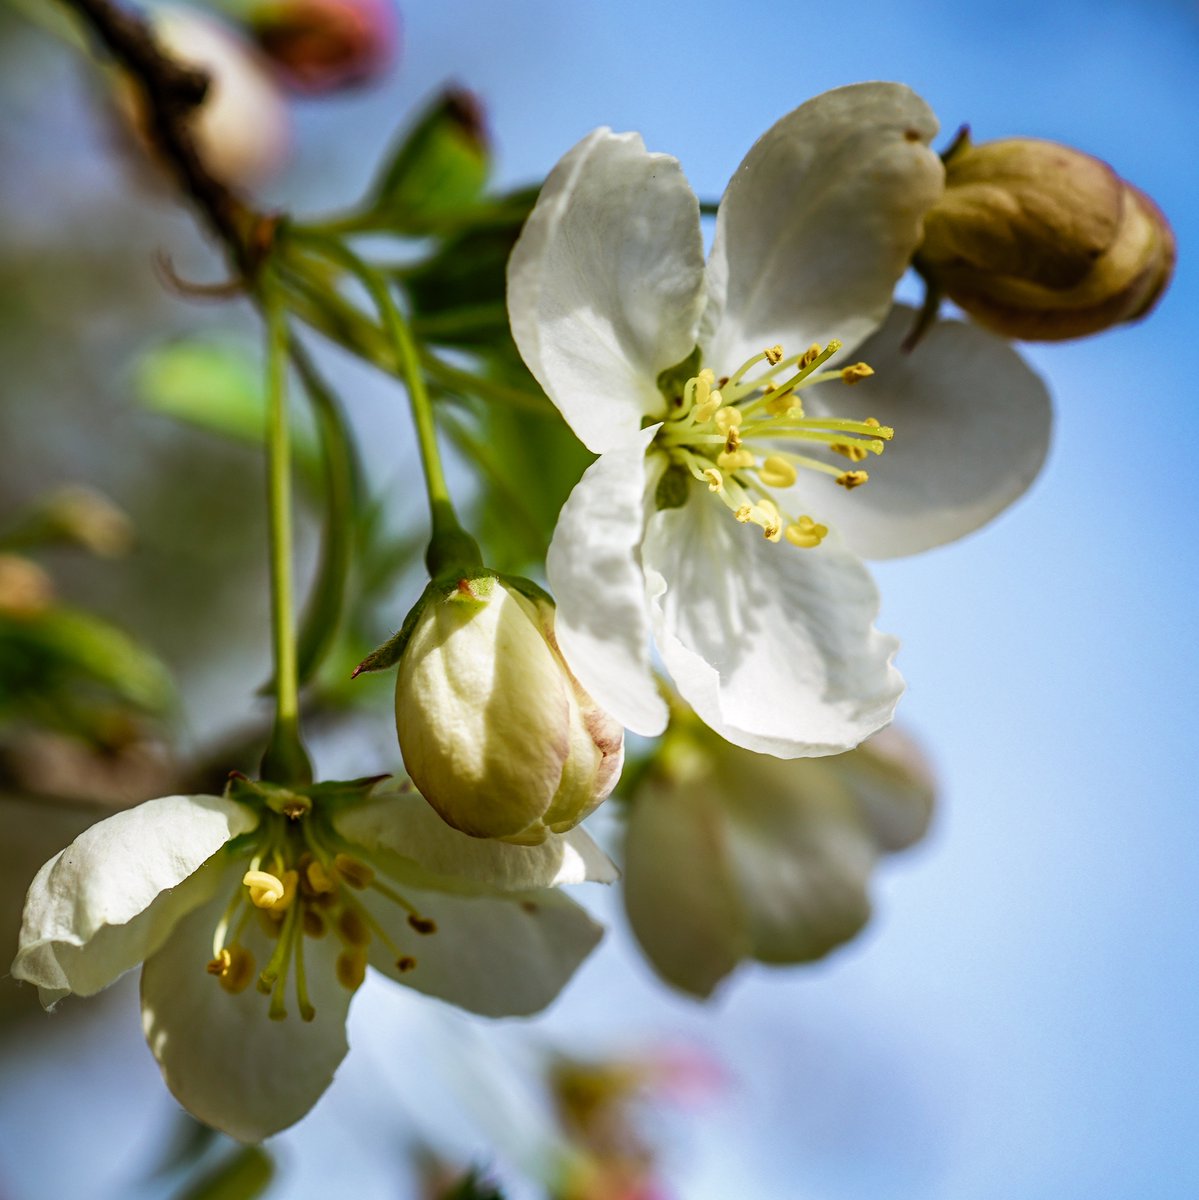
[114,5,291,190]
[918,135,1175,341]
[246,0,398,94]
[396,575,624,845]
[0,554,55,618]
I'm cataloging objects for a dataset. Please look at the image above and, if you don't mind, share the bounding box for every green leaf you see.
[0,606,174,716]
[290,346,361,686]
[135,339,319,475]
[403,187,539,347]
[171,1146,274,1200]
[370,88,491,227]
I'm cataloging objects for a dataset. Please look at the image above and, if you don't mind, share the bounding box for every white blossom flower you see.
[623,724,935,998]
[508,82,1051,756]
[11,779,614,1141]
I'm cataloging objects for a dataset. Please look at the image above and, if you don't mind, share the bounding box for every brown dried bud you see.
[917,135,1175,341]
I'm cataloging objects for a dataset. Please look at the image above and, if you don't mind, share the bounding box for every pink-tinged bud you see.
[114,5,291,190]
[246,0,398,94]
[395,575,624,845]
[918,135,1175,341]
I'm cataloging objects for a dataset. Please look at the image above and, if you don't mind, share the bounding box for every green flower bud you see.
[395,575,624,845]
[918,135,1175,341]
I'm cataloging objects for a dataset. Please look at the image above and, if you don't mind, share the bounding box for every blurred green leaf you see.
[403,187,539,347]
[370,88,491,226]
[171,1146,274,1200]
[290,346,361,686]
[0,606,174,719]
[136,340,320,475]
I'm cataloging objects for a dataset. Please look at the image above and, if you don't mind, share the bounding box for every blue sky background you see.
[1,1,1197,1197]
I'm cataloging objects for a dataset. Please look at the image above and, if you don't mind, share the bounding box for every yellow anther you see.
[766,391,802,417]
[408,914,438,935]
[302,908,328,938]
[207,944,255,993]
[697,368,716,386]
[334,854,374,889]
[764,344,784,365]
[337,908,371,947]
[713,406,743,434]
[798,343,822,370]
[830,442,869,462]
[723,427,742,452]
[717,448,756,472]
[694,373,711,409]
[304,859,336,895]
[703,467,723,492]
[335,948,367,991]
[244,869,289,909]
[758,455,798,489]
[693,397,721,423]
[735,505,754,523]
[841,362,874,385]
[785,516,829,549]
[836,470,869,489]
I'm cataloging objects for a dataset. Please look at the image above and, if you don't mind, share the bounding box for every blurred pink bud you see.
[247,0,399,93]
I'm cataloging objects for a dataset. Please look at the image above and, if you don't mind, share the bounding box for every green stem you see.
[260,281,313,783]
[283,231,482,577]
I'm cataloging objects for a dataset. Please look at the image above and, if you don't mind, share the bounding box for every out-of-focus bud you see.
[0,555,55,618]
[623,721,935,998]
[917,134,1175,341]
[114,4,291,190]
[395,574,624,845]
[245,0,397,94]
[39,486,134,558]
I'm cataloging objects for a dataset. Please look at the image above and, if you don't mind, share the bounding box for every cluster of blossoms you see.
[13,74,1172,1145]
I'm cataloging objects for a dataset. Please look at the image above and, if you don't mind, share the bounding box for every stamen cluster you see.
[656,342,893,548]
[206,805,436,1022]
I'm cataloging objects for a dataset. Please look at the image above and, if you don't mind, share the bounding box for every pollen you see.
[764,344,784,365]
[703,467,722,491]
[836,470,869,489]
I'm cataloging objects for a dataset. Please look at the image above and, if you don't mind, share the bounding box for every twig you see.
[61,0,267,276]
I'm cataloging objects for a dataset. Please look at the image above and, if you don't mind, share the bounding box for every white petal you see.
[546,426,667,736]
[140,875,352,1142]
[797,307,1053,559]
[362,886,603,1018]
[331,787,618,894]
[838,725,936,852]
[508,128,706,453]
[720,757,876,964]
[12,794,257,1007]
[642,490,902,757]
[702,83,944,376]
[622,776,746,998]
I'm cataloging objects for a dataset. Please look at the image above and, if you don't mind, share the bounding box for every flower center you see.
[205,808,436,1022]
[654,341,891,547]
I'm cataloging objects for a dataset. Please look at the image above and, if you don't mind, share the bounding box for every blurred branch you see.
[59,0,268,276]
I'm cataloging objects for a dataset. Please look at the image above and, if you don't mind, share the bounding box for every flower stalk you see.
[260,280,313,783]
[287,231,482,577]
